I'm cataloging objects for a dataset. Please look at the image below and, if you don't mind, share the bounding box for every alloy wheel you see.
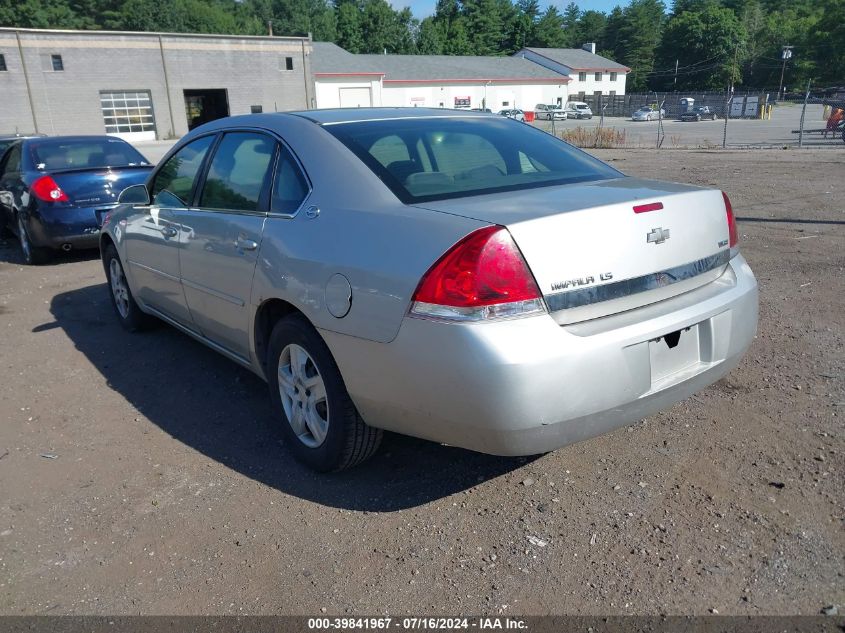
[277,343,329,448]
[109,257,131,319]
[17,215,31,262]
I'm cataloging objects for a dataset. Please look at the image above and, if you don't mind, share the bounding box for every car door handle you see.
[236,236,258,251]
[160,226,177,238]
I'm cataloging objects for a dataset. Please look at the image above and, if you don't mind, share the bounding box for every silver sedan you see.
[101,108,758,471]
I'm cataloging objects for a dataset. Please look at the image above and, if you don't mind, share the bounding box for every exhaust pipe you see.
[61,243,72,252]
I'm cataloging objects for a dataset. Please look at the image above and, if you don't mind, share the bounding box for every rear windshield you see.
[29,138,149,171]
[325,117,620,203]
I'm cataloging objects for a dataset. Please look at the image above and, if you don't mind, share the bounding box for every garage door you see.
[339,87,372,108]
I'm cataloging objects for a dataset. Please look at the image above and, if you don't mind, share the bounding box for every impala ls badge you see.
[647,227,671,245]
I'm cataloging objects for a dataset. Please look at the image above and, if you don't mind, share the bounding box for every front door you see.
[123,134,216,325]
[172,131,275,359]
[0,144,22,228]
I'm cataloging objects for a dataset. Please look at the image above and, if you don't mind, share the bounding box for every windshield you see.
[29,138,149,171]
[325,116,621,203]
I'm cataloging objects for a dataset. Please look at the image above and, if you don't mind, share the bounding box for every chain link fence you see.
[531,89,845,150]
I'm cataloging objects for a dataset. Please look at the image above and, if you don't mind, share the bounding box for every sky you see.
[400,0,627,18]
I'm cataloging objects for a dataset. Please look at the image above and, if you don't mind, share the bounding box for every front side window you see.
[284,56,294,71]
[610,72,617,81]
[151,135,215,207]
[595,71,602,81]
[326,117,620,203]
[0,54,7,72]
[578,72,586,81]
[200,132,275,212]
[51,54,64,71]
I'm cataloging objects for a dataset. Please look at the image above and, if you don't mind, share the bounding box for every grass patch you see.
[560,126,627,149]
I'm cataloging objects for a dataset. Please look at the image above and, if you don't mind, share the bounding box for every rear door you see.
[172,131,276,359]
[123,134,215,325]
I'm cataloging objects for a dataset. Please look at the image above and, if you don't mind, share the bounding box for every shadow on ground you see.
[0,236,101,265]
[43,282,533,512]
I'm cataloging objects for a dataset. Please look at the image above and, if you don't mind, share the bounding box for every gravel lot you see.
[0,149,842,616]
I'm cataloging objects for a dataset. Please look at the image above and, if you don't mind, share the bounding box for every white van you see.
[565,101,593,119]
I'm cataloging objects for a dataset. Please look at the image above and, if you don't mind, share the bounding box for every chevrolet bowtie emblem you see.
[647,227,671,244]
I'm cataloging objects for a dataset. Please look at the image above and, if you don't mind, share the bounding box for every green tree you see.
[655,4,745,90]
[417,16,445,53]
[562,2,580,46]
[578,10,607,47]
[615,0,666,91]
[531,5,566,48]
[509,0,540,51]
[443,15,473,54]
[463,0,504,56]
[335,0,364,52]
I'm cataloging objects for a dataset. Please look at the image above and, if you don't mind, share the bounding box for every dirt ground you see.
[0,149,842,616]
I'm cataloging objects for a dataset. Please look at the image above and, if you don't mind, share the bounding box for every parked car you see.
[632,107,665,121]
[498,108,526,122]
[101,108,758,472]
[0,135,152,264]
[565,101,593,119]
[0,133,45,159]
[680,106,719,121]
[535,104,567,120]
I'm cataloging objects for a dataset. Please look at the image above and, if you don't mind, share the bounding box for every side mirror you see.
[118,184,150,205]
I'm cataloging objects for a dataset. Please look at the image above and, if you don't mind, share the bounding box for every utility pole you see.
[268,20,273,36]
[778,45,793,101]
[673,59,678,89]
[798,79,811,148]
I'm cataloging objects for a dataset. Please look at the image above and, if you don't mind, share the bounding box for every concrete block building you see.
[0,28,314,140]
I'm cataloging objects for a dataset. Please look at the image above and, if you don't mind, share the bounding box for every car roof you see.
[289,107,492,125]
[23,135,128,143]
[0,133,42,140]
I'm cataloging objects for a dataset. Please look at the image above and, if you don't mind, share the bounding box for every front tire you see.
[267,315,382,472]
[103,243,156,331]
[17,214,50,265]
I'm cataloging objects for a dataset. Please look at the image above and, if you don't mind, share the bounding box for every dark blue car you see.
[0,136,153,264]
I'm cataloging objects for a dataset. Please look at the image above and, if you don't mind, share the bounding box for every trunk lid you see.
[43,166,153,209]
[415,177,732,323]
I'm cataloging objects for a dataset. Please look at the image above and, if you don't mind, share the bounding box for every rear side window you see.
[271,146,309,214]
[199,132,275,212]
[325,117,620,203]
[151,135,215,207]
[0,144,21,174]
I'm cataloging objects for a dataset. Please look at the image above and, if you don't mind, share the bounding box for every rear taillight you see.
[32,176,69,203]
[722,191,738,249]
[410,226,546,322]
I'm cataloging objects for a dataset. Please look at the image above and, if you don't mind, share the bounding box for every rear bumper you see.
[323,255,758,456]
[26,204,112,250]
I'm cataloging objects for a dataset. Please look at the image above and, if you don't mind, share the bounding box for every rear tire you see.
[103,243,156,331]
[17,214,50,265]
[267,315,382,472]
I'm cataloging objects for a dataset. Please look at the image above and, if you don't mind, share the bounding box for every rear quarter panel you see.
[249,115,488,344]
